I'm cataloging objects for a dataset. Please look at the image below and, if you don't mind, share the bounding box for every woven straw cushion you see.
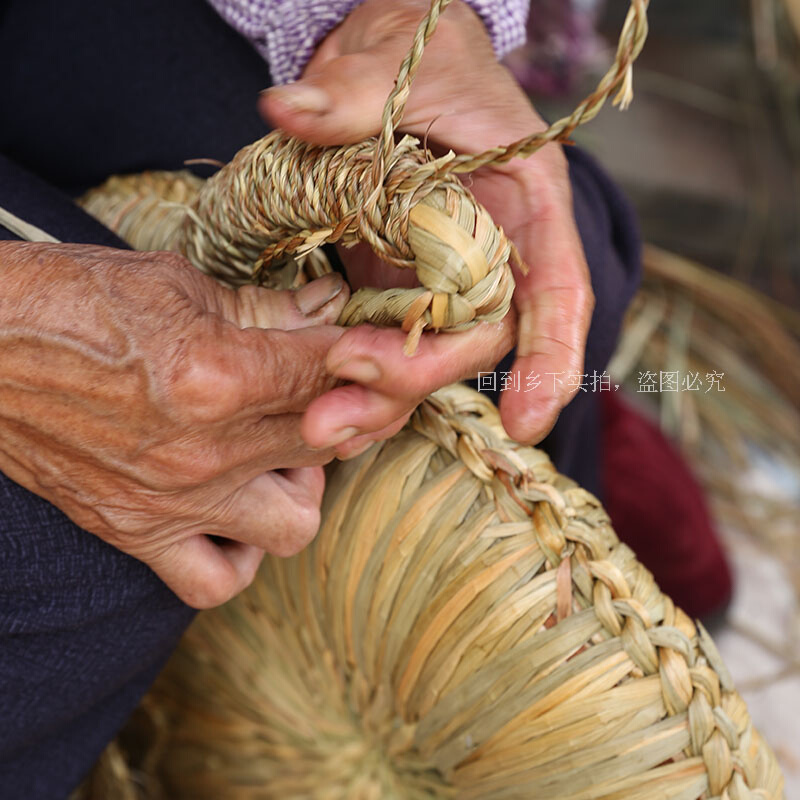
[124,384,783,800]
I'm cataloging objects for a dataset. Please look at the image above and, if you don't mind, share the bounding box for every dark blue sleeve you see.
[0,153,128,247]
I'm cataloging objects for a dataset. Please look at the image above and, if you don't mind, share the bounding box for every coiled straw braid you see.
[83,0,649,354]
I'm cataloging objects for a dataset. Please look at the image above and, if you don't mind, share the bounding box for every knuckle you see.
[234,285,280,328]
[585,285,596,316]
[425,5,489,56]
[498,319,516,354]
[140,250,199,287]
[265,330,336,408]
[235,284,265,311]
[435,14,471,50]
[544,143,570,176]
[83,488,171,540]
[136,443,225,490]
[272,501,321,558]
[396,355,446,398]
[186,578,238,610]
[572,278,595,327]
[156,250,194,272]
[165,343,243,423]
[292,499,322,542]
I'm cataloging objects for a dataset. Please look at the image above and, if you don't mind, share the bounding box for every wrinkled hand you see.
[261,0,593,455]
[0,242,350,607]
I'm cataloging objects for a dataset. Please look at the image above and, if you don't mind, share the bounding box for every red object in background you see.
[601,390,734,622]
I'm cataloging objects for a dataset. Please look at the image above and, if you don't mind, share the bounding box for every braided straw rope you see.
[82,0,649,354]
[82,384,783,799]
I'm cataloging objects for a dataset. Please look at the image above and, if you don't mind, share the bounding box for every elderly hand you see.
[261,0,593,456]
[0,242,350,607]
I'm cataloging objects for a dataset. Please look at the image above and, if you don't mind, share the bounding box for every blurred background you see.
[508,0,800,791]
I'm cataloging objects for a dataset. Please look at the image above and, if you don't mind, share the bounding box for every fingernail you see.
[265,83,330,114]
[332,357,381,384]
[320,426,359,448]
[294,273,344,315]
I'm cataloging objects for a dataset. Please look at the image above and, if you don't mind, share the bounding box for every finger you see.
[212,273,350,330]
[326,315,515,398]
[300,383,415,449]
[236,326,348,413]
[499,234,593,444]
[301,316,513,448]
[152,413,334,496]
[207,466,325,557]
[333,411,412,460]
[148,534,265,609]
[263,51,538,158]
[166,251,349,331]
[498,308,589,446]
[220,413,336,471]
[259,49,397,146]
[258,1,510,150]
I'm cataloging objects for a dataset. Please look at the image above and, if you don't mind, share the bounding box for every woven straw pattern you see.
[123,384,784,799]
[75,173,788,799]
[80,171,204,253]
[79,0,649,352]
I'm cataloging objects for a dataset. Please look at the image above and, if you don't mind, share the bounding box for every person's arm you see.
[205,0,529,85]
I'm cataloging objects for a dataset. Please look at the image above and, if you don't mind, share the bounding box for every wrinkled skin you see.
[0,242,349,607]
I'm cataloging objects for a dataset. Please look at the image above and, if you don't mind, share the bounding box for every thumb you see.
[259,50,397,146]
